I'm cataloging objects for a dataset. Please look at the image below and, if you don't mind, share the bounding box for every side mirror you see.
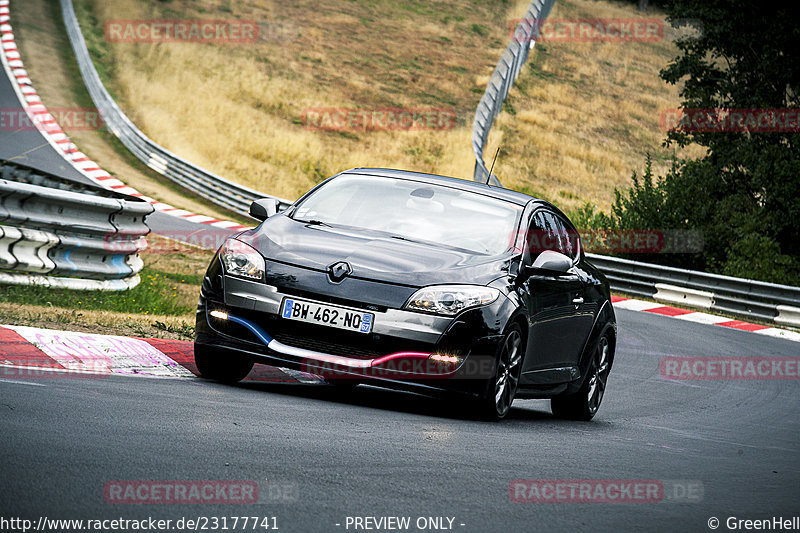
[249,198,279,221]
[529,250,572,274]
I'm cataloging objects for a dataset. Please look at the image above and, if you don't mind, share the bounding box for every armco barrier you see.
[59,0,290,216]
[472,0,556,185]
[587,253,800,327]
[776,306,800,329]
[0,160,152,290]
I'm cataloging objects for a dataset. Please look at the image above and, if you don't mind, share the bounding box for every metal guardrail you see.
[0,161,153,290]
[587,253,800,328]
[472,0,555,185]
[59,0,291,216]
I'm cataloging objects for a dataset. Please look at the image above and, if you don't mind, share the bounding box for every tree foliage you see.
[575,0,800,284]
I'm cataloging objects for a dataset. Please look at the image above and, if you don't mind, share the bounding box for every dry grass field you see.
[67,0,699,213]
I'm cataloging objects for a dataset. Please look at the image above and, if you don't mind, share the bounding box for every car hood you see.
[237,215,512,288]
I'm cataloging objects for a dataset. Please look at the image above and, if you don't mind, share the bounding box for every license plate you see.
[280,298,373,334]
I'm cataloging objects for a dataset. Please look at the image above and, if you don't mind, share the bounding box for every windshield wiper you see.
[389,234,487,254]
[298,219,333,228]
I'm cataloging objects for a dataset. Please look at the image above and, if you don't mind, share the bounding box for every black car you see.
[195,168,616,420]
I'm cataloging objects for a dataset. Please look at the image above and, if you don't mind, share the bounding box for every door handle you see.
[572,297,584,305]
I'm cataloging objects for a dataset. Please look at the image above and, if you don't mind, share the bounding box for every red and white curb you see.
[0,324,322,383]
[611,296,800,343]
[0,0,249,232]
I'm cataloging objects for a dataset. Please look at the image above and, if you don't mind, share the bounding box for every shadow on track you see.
[205,377,559,423]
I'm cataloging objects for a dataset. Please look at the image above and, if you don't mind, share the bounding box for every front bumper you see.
[223,275,455,345]
[196,273,513,393]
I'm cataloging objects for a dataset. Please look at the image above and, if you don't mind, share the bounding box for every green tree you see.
[583,0,800,284]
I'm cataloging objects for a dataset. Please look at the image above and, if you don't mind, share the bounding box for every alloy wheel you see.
[586,335,610,416]
[494,328,523,417]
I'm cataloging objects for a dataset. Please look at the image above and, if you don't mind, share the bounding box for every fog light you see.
[210,310,229,320]
[429,353,461,364]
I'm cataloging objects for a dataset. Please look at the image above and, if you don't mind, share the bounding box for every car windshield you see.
[292,175,523,255]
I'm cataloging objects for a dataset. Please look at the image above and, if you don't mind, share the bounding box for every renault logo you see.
[327,261,352,283]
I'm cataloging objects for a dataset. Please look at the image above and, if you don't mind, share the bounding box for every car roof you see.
[340,168,538,206]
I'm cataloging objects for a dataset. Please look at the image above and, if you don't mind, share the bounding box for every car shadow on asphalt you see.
[230,379,557,423]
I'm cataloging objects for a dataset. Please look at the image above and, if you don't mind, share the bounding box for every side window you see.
[527,209,580,261]
[552,214,579,260]
[565,216,581,259]
[528,211,562,258]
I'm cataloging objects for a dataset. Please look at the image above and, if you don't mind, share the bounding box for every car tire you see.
[194,343,254,383]
[476,323,524,421]
[551,332,611,421]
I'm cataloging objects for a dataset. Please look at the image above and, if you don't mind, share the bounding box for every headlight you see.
[404,285,500,316]
[219,239,265,280]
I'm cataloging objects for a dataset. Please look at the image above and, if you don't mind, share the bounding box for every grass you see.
[486,0,706,211]
[65,0,701,213]
[0,270,190,315]
[0,236,214,339]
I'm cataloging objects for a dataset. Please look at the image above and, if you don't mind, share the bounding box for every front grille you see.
[270,332,380,359]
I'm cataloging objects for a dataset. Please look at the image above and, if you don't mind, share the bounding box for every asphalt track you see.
[2,308,799,532]
[0,64,91,182]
